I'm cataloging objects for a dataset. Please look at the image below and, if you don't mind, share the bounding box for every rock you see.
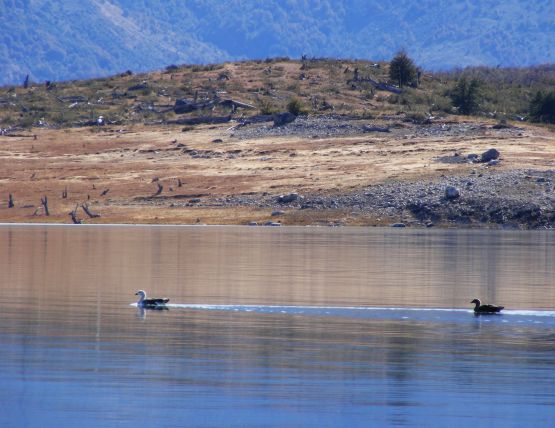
[480,148,500,163]
[467,153,479,162]
[445,185,460,200]
[264,221,282,227]
[391,223,406,228]
[174,99,196,114]
[247,221,258,226]
[271,210,285,216]
[488,159,501,166]
[273,112,296,127]
[128,82,149,91]
[278,193,299,204]
[189,198,201,203]
[363,125,390,133]
[212,138,223,143]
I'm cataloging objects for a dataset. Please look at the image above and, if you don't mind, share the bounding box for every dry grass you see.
[1,119,554,225]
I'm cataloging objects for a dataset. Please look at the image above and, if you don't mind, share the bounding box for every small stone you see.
[445,185,460,200]
[488,159,500,166]
[271,210,285,216]
[391,223,406,228]
[264,221,282,227]
[247,221,258,226]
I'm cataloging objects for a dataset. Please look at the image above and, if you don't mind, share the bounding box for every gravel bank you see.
[231,114,525,140]
[197,169,555,228]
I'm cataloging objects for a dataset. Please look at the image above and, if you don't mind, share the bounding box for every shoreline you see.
[1,116,554,229]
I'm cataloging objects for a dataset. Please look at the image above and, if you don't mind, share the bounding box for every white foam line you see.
[165,304,555,317]
[167,304,471,313]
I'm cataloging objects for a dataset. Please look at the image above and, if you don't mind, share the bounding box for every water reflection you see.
[0,225,554,427]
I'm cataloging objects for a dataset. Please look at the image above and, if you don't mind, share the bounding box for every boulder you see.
[273,112,296,127]
[278,193,299,204]
[174,99,196,114]
[480,148,500,163]
[445,185,460,200]
[271,210,285,216]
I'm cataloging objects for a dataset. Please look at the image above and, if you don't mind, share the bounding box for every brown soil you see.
[1,118,554,226]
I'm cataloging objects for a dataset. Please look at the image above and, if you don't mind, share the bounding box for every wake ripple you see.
[164,304,555,323]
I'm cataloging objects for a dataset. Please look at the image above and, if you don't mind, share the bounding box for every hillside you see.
[1,58,555,130]
[1,59,555,228]
[2,0,555,86]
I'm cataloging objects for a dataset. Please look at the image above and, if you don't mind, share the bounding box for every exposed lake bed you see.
[1,116,555,228]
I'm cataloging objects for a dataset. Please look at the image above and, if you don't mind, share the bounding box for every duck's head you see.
[470,298,481,305]
[135,290,146,300]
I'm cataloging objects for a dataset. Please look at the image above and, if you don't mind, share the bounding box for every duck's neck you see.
[137,294,145,303]
[473,300,481,309]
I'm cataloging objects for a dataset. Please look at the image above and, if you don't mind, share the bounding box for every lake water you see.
[1,225,554,427]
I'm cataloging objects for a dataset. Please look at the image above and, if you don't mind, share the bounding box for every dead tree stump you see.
[40,196,49,216]
[153,182,163,196]
[69,205,82,224]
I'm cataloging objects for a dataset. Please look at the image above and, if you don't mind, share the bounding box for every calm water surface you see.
[1,225,555,427]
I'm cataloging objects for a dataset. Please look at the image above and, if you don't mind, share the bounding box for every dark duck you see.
[135,290,169,308]
[471,298,504,314]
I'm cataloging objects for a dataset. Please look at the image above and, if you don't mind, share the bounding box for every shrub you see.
[286,98,304,116]
[529,91,555,123]
[389,51,417,88]
[258,99,279,115]
[450,77,482,115]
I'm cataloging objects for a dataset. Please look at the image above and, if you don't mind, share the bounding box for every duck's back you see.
[143,298,170,306]
[477,304,503,313]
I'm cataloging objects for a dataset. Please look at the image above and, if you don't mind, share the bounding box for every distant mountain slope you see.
[1,0,554,85]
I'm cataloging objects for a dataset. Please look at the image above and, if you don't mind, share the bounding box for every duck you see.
[471,298,504,314]
[135,290,170,308]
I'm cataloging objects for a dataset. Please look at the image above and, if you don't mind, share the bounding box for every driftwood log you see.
[173,98,255,114]
[348,77,402,94]
[81,203,100,218]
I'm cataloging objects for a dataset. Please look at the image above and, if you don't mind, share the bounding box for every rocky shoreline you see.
[130,169,555,229]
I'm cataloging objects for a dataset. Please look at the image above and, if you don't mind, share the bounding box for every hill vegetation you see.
[1,58,555,130]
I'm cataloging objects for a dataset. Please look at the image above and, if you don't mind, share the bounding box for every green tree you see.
[389,51,417,88]
[450,77,482,115]
[529,91,555,124]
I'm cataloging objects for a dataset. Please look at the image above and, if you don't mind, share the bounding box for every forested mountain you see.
[1,0,554,85]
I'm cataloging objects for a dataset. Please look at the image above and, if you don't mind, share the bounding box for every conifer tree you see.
[389,51,417,88]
